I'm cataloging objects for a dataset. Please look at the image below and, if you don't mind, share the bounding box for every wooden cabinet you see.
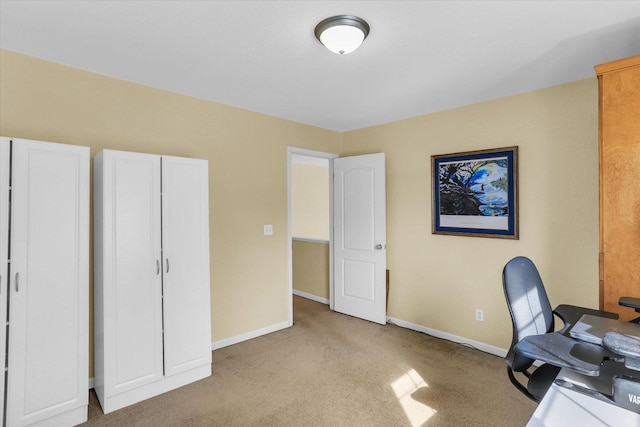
[94,149,211,414]
[0,137,89,426]
[596,55,640,320]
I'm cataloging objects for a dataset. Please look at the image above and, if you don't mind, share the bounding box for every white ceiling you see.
[1,1,639,132]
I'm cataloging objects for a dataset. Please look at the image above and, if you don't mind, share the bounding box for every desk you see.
[528,368,640,426]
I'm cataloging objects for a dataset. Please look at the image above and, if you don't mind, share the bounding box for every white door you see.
[333,153,386,324]
[0,139,9,424]
[7,138,89,426]
[100,150,164,397]
[162,156,212,377]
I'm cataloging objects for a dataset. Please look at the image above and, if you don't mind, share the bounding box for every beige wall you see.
[0,48,602,372]
[0,49,342,376]
[291,163,329,240]
[342,78,600,348]
[292,240,330,299]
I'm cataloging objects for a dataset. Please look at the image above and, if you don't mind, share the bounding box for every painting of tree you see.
[438,158,509,216]
[432,146,518,239]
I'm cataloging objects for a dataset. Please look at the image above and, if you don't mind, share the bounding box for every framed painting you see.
[431,146,518,239]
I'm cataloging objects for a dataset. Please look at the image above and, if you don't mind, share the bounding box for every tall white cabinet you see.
[0,137,89,427]
[94,149,212,413]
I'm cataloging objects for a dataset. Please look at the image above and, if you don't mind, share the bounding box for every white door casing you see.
[333,153,387,325]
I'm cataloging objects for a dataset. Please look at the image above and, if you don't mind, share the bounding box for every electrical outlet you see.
[264,224,273,236]
[475,309,484,322]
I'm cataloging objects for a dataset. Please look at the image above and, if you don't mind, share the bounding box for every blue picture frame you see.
[432,146,518,239]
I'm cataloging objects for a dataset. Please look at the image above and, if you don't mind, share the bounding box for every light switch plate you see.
[264,224,273,235]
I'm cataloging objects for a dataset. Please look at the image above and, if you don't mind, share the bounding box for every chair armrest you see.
[554,304,618,333]
[619,297,640,313]
[515,333,611,376]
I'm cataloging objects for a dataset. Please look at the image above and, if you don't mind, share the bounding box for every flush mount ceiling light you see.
[314,15,370,55]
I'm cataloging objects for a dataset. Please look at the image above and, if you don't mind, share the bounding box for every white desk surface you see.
[527,368,640,426]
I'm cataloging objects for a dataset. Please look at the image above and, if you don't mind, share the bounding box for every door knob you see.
[375,244,383,250]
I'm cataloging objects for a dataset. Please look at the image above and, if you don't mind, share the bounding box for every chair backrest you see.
[502,256,555,372]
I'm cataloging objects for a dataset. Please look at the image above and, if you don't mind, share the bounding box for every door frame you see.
[287,147,338,325]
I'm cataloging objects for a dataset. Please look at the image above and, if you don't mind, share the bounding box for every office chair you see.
[502,256,618,402]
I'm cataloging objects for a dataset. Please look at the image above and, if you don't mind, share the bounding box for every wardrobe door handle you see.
[14,272,19,292]
[166,259,170,273]
[156,260,160,275]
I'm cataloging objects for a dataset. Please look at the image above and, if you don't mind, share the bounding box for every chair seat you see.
[528,363,561,401]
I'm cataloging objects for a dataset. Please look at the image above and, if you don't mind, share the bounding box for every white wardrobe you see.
[0,137,90,426]
[93,149,212,413]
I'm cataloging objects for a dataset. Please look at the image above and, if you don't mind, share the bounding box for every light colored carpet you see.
[83,296,535,426]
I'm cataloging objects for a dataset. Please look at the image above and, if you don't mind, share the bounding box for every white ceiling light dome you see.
[314,15,370,55]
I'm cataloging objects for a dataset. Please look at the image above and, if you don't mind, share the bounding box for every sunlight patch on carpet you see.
[391,369,436,426]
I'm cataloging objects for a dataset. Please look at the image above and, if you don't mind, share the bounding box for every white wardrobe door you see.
[0,138,10,424]
[102,151,164,396]
[7,139,89,427]
[161,156,212,376]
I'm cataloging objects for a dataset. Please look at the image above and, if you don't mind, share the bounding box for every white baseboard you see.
[293,289,330,305]
[209,310,506,357]
[89,377,95,390]
[208,311,505,358]
[290,293,503,358]
[387,316,508,358]
[211,320,292,351]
